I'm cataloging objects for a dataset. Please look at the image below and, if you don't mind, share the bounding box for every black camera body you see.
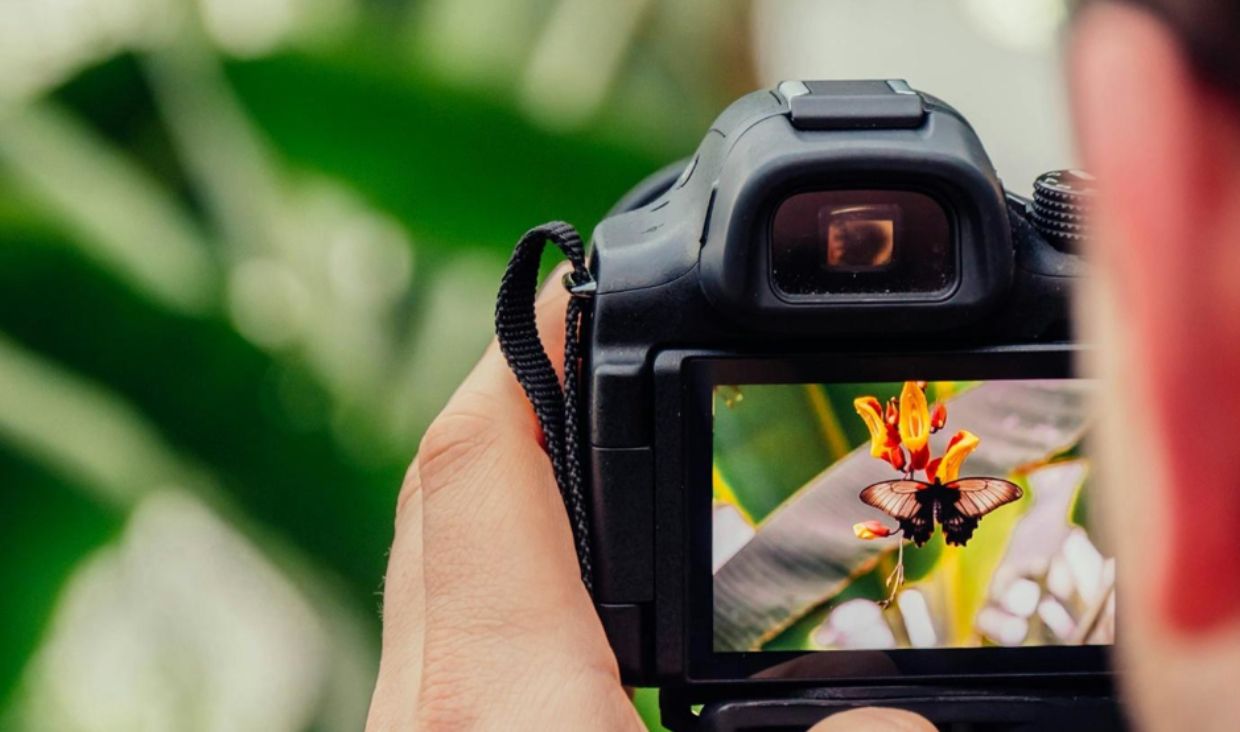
[575,80,1109,727]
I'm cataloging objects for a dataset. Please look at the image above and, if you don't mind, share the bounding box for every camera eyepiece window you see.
[495,79,1114,731]
[823,204,897,269]
[771,189,952,296]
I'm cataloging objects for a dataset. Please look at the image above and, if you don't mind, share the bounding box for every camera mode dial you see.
[1030,169,1094,253]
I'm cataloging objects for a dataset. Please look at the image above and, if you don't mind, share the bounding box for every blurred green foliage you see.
[0,1,746,728]
[0,449,122,712]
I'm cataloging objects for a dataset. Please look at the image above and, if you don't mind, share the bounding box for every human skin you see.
[1071,3,1240,730]
[364,269,642,730]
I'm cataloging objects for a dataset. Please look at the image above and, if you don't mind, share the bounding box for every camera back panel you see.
[581,81,1097,699]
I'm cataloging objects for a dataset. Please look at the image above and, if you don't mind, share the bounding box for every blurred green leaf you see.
[225,53,674,255]
[712,385,836,522]
[1070,476,1089,528]
[633,688,669,732]
[762,568,886,651]
[49,55,192,205]
[761,535,945,651]
[0,227,397,603]
[0,447,122,713]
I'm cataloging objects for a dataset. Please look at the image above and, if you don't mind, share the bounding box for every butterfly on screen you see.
[859,477,1022,548]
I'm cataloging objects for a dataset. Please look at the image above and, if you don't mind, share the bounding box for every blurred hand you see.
[809,708,936,731]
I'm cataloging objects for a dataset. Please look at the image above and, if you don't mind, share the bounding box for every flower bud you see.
[853,520,894,540]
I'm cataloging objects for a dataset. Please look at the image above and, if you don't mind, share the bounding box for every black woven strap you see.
[495,221,595,594]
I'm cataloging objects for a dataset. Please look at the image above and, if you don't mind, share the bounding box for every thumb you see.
[809,707,937,731]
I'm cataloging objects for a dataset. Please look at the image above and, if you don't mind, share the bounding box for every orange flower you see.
[930,402,947,432]
[854,396,889,458]
[898,381,931,471]
[854,396,900,455]
[853,520,894,540]
[885,445,906,472]
[927,429,979,483]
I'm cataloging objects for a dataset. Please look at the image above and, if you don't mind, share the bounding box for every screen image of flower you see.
[711,379,1113,653]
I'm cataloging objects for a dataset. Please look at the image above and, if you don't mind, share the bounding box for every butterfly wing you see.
[947,477,1023,518]
[937,501,980,547]
[859,480,925,519]
[859,480,934,546]
[940,477,1024,547]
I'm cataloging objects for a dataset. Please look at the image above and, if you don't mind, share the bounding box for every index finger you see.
[409,262,617,684]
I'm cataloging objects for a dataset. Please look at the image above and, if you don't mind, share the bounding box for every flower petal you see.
[853,396,889,458]
[908,442,931,472]
[898,381,930,452]
[936,430,980,483]
[885,445,907,472]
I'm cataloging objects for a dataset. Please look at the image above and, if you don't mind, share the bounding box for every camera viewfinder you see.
[770,189,955,299]
[825,205,898,270]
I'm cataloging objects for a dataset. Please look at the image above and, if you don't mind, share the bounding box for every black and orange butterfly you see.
[859,478,1022,547]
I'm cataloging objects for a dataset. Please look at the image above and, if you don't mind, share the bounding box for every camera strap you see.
[495,221,596,594]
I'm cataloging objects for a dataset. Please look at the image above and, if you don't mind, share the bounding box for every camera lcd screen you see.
[710,378,1113,656]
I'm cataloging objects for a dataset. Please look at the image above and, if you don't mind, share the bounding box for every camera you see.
[505,80,1118,729]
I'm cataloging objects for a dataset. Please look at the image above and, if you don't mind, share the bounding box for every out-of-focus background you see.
[0,0,1075,729]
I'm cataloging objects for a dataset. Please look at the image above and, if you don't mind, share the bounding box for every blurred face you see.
[827,217,894,269]
[1071,3,1240,730]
